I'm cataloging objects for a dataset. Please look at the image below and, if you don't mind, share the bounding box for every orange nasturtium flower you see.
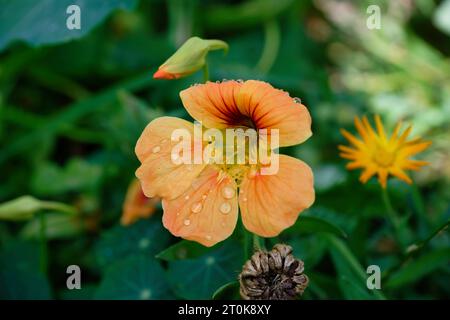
[135,80,315,246]
[121,179,159,226]
[339,115,431,188]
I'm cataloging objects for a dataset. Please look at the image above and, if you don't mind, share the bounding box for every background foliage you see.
[0,0,449,300]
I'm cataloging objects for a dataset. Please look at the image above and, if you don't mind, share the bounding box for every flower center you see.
[373,146,396,168]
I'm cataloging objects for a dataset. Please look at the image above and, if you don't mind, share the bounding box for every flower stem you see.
[253,234,266,251]
[202,63,209,83]
[381,187,403,249]
[255,19,280,74]
[39,212,48,274]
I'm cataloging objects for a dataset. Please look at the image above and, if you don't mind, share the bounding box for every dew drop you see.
[202,194,207,200]
[220,202,231,214]
[243,197,248,202]
[206,235,212,240]
[152,145,161,153]
[293,97,302,104]
[222,186,235,199]
[191,202,203,213]
[184,195,190,201]
[184,219,191,226]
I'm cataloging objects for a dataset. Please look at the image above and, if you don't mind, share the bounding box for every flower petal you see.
[121,179,158,226]
[239,155,315,237]
[135,117,206,200]
[236,80,312,146]
[179,81,242,129]
[162,166,238,247]
[180,80,312,147]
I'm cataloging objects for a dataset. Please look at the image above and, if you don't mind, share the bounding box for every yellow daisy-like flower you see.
[339,115,431,188]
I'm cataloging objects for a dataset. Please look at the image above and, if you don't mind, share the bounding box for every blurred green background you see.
[0,0,449,300]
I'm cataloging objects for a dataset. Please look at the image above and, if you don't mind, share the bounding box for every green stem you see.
[202,63,209,83]
[381,187,403,249]
[39,212,48,274]
[255,19,280,74]
[253,234,266,251]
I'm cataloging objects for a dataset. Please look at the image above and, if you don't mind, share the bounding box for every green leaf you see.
[156,240,212,261]
[31,158,103,196]
[212,281,240,300]
[0,195,76,221]
[0,0,138,51]
[94,254,173,299]
[0,241,52,299]
[167,241,243,299]
[326,235,386,300]
[95,218,171,268]
[285,215,347,238]
[20,212,84,240]
[386,248,450,289]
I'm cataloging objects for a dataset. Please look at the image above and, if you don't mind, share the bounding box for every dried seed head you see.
[239,244,309,300]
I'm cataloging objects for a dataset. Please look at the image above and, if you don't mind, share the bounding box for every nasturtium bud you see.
[0,195,76,221]
[153,36,228,80]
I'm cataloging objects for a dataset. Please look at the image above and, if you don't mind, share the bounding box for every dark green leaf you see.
[0,0,138,51]
[167,241,243,299]
[96,218,170,268]
[156,240,212,261]
[285,215,347,238]
[212,281,240,300]
[0,242,51,299]
[95,254,173,299]
[326,235,386,300]
[386,248,450,289]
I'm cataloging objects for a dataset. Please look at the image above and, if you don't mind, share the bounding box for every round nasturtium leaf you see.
[167,241,243,299]
[95,254,173,300]
[95,218,171,268]
[0,0,138,52]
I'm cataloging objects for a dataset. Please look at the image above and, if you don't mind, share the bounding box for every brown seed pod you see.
[239,244,309,300]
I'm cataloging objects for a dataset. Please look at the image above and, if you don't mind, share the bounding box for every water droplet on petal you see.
[222,186,235,199]
[236,79,244,83]
[243,197,248,202]
[220,202,231,214]
[176,212,180,216]
[191,202,203,213]
[185,195,190,201]
[206,235,212,240]
[184,219,191,226]
[152,146,161,153]
[293,97,302,104]
[202,194,207,200]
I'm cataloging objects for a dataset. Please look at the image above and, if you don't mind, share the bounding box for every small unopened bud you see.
[239,244,309,300]
[153,36,228,80]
